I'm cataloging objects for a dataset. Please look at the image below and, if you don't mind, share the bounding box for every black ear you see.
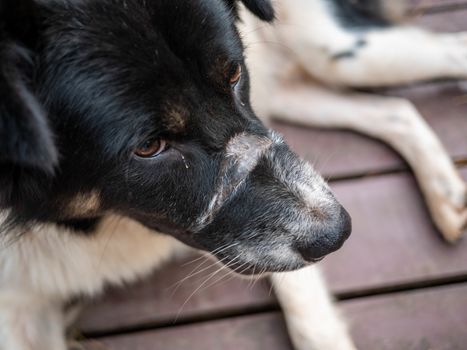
[0,0,58,175]
[225,0,275,22]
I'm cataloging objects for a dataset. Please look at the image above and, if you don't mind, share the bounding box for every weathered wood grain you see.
[321,168,467,294]
[411,0,467,10]
[81,284,467,350]
[345,283,467,350]
[81,313,293,350]
[78,258,273,334]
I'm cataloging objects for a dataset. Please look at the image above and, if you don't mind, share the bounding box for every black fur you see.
[57,218,101,234]
[0,0,350,273]
[327,0,392,29]
[0,0,58,212]
[331,37,367,60]
[223,0,275,21]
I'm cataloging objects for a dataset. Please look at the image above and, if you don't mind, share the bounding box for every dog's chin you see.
[215,255,315,276]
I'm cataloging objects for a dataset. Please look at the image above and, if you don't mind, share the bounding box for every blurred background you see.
[78,1,467,349]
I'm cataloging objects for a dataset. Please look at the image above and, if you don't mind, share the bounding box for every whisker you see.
[173,255,240,322]
[181,242,240,267]
[96,216,123,272]
[168,258,220,296]
[200,260,250,292]
[168,243,241,295]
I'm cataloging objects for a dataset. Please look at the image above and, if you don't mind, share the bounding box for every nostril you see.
[296,206,352,263]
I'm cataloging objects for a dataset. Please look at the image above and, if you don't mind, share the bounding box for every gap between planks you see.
[328,159,467,183]
[82,270,467,340]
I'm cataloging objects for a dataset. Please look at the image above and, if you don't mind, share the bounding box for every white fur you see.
[196,133,273,228]
[272,266,356,350]
[0,215,183,298]
[0,214,187,350]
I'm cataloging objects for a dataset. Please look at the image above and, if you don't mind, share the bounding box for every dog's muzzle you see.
[191,130,351,272]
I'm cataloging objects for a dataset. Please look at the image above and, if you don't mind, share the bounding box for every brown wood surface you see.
[411,0,467,8]
[78,258,273,334]
[81,313,293,350]
[274,9,467,179]
[81,283,467,350]
[321,167,467,293]
[345,283,467,350]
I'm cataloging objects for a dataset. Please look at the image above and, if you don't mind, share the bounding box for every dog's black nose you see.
[296,207,352,262]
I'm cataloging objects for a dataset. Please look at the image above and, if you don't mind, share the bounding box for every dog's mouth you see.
[143,219,203,250]
[212,250,324,276]
[146,216,334,275]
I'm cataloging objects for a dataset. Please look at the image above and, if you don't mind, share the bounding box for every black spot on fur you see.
[326,0,392,30]
[223,0,275,22]
[331,50,356,60]
[331,37,367,60]
[57,217,102,234]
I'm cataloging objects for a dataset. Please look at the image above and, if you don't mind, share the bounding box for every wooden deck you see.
[79,4,467,349]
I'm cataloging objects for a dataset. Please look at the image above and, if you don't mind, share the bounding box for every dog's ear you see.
[225,0,275,22]
[0,0,39,47]
[0,0,57,175]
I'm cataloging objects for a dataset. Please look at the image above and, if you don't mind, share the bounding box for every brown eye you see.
[134,139,167,158]
[229,64,242,88]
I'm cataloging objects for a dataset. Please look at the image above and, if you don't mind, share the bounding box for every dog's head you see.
[0,0,350,274]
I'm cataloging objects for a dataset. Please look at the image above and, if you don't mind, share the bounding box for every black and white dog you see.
[0,0,354,349]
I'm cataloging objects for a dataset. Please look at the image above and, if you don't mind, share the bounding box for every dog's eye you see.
[229,64,242,88]
[134,139,167,158]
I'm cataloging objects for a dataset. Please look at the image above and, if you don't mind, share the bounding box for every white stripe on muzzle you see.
[193,132,275,230]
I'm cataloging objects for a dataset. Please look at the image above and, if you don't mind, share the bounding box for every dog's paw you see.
[429,179,467,243]
[441,32,467,78]
[437,204,467,243]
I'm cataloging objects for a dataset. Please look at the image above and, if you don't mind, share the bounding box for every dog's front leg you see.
[0,291,67,350]
[271,266,356,350]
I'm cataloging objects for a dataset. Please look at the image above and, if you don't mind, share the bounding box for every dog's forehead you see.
[151,0,243,60]
[43,0,243,65]
[40,0,246,150]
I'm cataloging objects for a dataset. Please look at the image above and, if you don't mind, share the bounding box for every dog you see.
[0,0,355,349]
[242,0,467,244]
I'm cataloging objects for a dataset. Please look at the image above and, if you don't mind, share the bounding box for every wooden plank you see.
[410,0,467,10]
[344,283,467,350]
[81,313,293,350]
[82,284,467,350]
[416,7,467,30]
[78,257,273,334]
[322,168,467,293]
[273,9,467,178]
[79,168,467,333]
